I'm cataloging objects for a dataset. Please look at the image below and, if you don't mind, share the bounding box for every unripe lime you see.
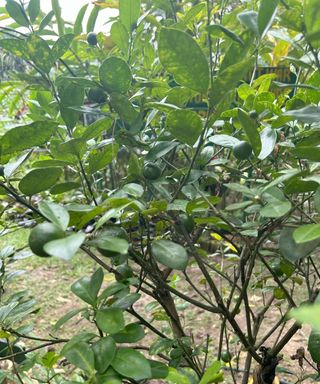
[221,350,232,363]
[143,163,161,180]
[87,32,98,46]
[175,213,195,234]
[270,260,284,277]
[88,87,107,104]
[29,223,65,257]
[233,141,252,160]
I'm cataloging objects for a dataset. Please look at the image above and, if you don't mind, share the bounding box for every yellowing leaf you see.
[211,233,222,241]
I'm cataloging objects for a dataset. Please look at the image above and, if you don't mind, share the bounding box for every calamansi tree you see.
[0,0,320,383]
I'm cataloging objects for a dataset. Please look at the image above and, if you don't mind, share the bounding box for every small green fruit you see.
[29,222,65,257]
[143,163,161,180]
[87,32,98,46]
[270,260,284,277]
[88,87,107,104]
[175,213,195,234]
[221,350,232,363]
[233,141,252,160]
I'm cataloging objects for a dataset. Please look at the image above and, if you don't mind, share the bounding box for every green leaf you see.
[0,121,57,157]
[99,57,132,93]
[53,308,85,331]
[210,58,254,106]
[258,0,280,37]
[293,224,320,243]
[199,361,223,384]
[308,329,320,363]
[71,268,104,305]
[0,38,28,58]
[237,11,259,35]
[39,202,70,231]
[62,341,95,373]
[260,201,291,218]
[111,21,129,54]
[112,348,152,380]
[50,182,81,195]
[19,167,62,196]
[166,367,193,384]
[113,323,145,343]
[39,10,55,31]
[74,4,88,35]
[82,117,113,140]
[304,0,320,48]
[110,93,138,124]
[4,151,32,179]
[88,143,119,174]
[166,110,202,146]
[96,308,125,334]
[6,0,30,27]
[146,141,178,162]
[93,337,116,373]
[183,2,206,24]
[87,5,100,33]
[150,360,169,379]
[159,28,209,94]
[206,24,244,45]
[237,109,261,156]
[111,292,141,310]
[44,233,86,260]
[258,127,277,160]
[209,135,240,148]
[151,240,188,270]
[51,0,64,35]
[59,83,85,129]
[119,0,141,32]
[27,0,40,23]
[283,105,320,124]
[51,34,74,61]
[93,236,129,255]
[27,34,54,73]
[279,227,320,262]
[290,304,320,331]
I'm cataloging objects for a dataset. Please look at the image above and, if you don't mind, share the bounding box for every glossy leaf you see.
[53,308,85,331]
[74,4,88,35]
[99,57,132,93]
[283,105,320,123]
[209,135,240,148]
[308,329,320,363]
[237,109,261,156]
[62,342,95,373]
[96,308,125,334]
[27,35,54,73]
[210,58,254,105]
[6,0,29,27]
[86,5,100,33]
[258,0,279,37]
[207,24,243,45]
[199,361,223,384]
[59,83,85,129]
[51,34,75,61]
[290,304,320,331]
[0,121,57,157]
[293,224,320,243]
[258,127,277,160]
[304,0,320,48]
[27,0,40,22]
[237,11,259,35]
[159,28,209,94]
[39,202,70,231]
[92,337,116,373]
[44,233,86,261]
[119,0,141,32]
[111,348,152,380]
[166,110,202,146]
[19,167,62,196]
[279,227,320,262]
[113,323,145,343]
[111,21,129,54]
[88,143,119,174]
[152,240,188,270]
[71,268,104,305]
